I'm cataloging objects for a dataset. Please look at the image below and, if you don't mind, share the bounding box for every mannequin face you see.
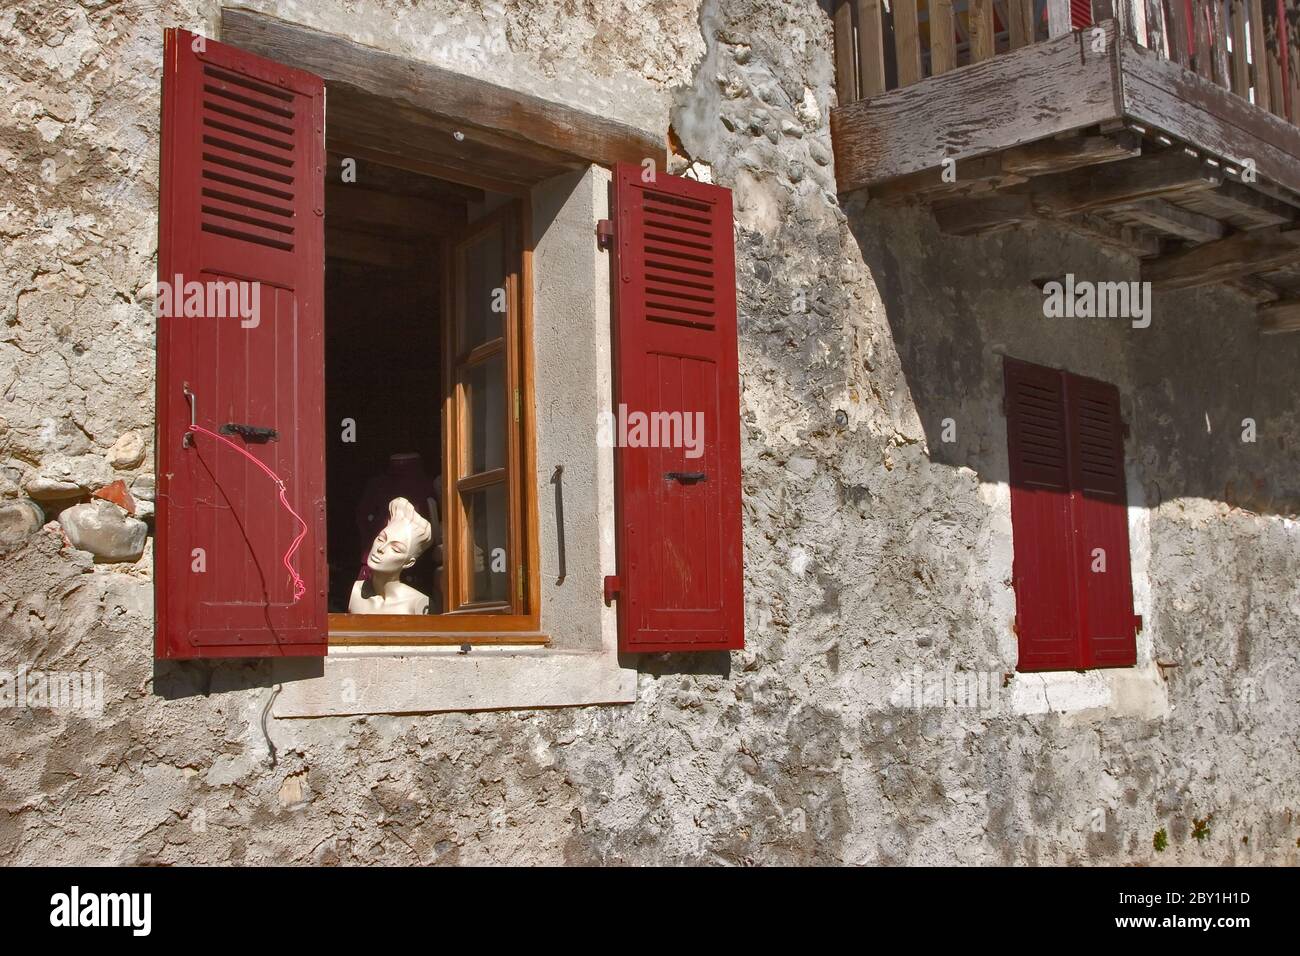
[367,524,417,574]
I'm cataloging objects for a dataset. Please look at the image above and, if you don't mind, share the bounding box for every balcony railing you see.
[833,0,1298,124]
[828,1,1300,331]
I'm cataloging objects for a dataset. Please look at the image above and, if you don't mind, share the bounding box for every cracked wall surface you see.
[1,0,1297,864]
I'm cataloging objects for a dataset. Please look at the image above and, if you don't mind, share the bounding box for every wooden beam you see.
[1258,296,1300,332]
[856,0,887,96]
[324,184,465,235]
[1143,225,1300,288]
[1065,212,1164,258]
[931,0,957,77]
[1118,35,1300,197]
[220,8,663,171]
[1000,131,1142,177]
[1181,179,1297,228]
[865,155,1026,203]
[1111,197,1227,242]
[1026,150,1222,216]
[325,151,486,202]
[830,22,1120,193]
[933,193,1037,235]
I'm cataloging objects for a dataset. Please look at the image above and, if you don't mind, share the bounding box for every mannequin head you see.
[366,497,432,575]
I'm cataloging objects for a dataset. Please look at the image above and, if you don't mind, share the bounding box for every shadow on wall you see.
[154,657,323,702]
[844,197,1300,519]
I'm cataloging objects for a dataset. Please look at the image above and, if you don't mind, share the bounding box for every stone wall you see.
[1,0,1296,864]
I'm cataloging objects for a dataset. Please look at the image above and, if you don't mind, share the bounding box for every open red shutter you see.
[1064,373,1137,668]
[606,164,744,652]
[155,29,327,658]
[1070,0,1093,29]
[1004,358,1080,670]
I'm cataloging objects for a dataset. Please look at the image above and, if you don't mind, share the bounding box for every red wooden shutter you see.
[606,164,744,652]
[155,29,327,658]
[1064,372,1137,668]
[1004,358,1080,670]
[1070,0,1093,29]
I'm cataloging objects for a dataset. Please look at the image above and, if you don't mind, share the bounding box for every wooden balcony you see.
[829,1,1300,331]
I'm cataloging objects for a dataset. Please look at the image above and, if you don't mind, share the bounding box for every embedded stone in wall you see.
[58,499,147,563]
[129,474,155,520]
[0,499,45,554]
[107,431,146,470]
[24,454,113,502]
[91,479,137,515]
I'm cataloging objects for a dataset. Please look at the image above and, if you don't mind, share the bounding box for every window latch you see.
[220,422,280,443]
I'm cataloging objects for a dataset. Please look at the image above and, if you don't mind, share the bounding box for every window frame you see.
[327,168,542,647]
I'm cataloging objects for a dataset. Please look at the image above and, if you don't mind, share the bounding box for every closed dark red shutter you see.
[1070,0,1093,28]
[1005,357,1080,670]
[1005,359,1136,671]
[155,29,327,658]
[1065,373,1137,668]
[606,164,744,652]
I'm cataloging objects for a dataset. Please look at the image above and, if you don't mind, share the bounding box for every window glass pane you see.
[464,354,506,475]
[464,483,510,604]
[459,225,505,353]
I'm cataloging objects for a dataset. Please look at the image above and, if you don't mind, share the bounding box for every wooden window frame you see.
[328,181,542,647]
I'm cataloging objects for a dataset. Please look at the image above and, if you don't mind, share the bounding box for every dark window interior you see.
[323,161,481,613]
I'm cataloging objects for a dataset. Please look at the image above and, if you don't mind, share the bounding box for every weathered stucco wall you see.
[2,0,1297,864]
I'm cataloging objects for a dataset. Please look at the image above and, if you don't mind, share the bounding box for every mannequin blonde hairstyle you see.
[385,497,432,560]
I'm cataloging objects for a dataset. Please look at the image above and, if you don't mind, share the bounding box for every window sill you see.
[270,645,636,717]
[1006,662,1169,720]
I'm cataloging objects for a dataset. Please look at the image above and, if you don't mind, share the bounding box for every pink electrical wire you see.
[185,422,308,603]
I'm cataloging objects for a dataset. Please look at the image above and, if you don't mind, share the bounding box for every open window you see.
[321,162,538,644]
[154,24,744,665]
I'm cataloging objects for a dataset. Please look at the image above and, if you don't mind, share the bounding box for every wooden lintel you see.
[1027,150,1222,216]
[221,9,664,171]
[1143,226,1300,289]
[1258,297,1300,334]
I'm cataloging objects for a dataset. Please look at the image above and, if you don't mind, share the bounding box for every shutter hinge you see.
[603,574,620,607]
[1121,421,1131,440]
[1133,614,1143,634]
[596,218,615,251]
